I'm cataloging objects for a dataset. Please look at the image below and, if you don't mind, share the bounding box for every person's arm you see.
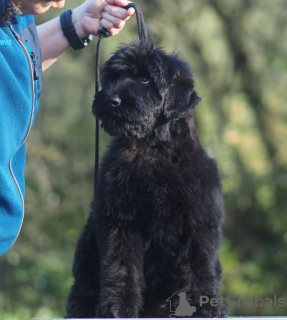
[37,0,134,71]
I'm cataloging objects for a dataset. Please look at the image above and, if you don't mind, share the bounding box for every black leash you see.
[125,2,148,43]
[94,30,106,199]
[93,2,148,197]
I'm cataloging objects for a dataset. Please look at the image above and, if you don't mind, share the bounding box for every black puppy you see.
[66,41,227,318]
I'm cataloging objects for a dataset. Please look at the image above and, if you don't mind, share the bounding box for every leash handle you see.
[123,3,148,42]
[97,2,148,42]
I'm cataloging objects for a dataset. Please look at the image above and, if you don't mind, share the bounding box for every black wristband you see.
[60,8,92,50]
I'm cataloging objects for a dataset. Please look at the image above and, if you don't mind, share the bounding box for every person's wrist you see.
[70,6,88,39]
[60,7,93,50]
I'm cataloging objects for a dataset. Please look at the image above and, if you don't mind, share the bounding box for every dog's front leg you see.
[175,226,228,318]
[66,220,100,318]
[95,224,145,318]
[189,228,228,318]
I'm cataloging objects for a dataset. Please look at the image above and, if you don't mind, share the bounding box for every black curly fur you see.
[66,41,228,318]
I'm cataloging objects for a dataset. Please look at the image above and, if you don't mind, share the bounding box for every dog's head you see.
[92,41,201,140]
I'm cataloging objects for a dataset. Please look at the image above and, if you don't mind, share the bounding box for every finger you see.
[126,7,135,16]
[104,5,133,19]
[106,0,130,7]
[102,12,125,29]
[101,18,125,35]
[105,0,135,16]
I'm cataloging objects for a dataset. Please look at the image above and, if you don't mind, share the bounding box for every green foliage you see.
[1,0,287,318]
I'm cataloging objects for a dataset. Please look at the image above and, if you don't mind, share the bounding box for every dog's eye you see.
[140,77,150,85]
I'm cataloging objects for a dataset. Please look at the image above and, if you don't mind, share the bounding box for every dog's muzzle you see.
[105,95,121,107]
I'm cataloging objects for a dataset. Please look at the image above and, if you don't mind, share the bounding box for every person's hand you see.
[72,0,135,38]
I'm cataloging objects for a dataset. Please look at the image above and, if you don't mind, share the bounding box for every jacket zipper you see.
[25,40,39,109]
[25,41,39,81]
[4,16,36,246]
[4,18,36,145]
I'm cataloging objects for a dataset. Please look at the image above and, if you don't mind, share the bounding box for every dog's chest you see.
[101,138,196,224]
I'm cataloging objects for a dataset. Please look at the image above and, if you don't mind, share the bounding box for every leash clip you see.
[98,28,109,38]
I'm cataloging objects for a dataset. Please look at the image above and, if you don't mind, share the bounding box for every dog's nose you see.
[105,95,121,107]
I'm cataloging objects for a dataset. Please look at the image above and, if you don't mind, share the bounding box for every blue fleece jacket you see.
[0,1,43,255]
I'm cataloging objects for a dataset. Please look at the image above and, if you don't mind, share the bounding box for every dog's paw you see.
[95,302,140,318]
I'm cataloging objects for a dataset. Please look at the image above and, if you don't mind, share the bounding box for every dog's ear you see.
[163,75,201,121]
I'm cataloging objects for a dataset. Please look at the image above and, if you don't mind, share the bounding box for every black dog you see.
[66,41,227,318]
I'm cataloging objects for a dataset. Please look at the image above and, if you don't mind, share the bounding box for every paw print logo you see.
[243,296,253,307]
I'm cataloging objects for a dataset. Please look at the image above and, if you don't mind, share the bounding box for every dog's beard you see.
[92,91,159,139]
